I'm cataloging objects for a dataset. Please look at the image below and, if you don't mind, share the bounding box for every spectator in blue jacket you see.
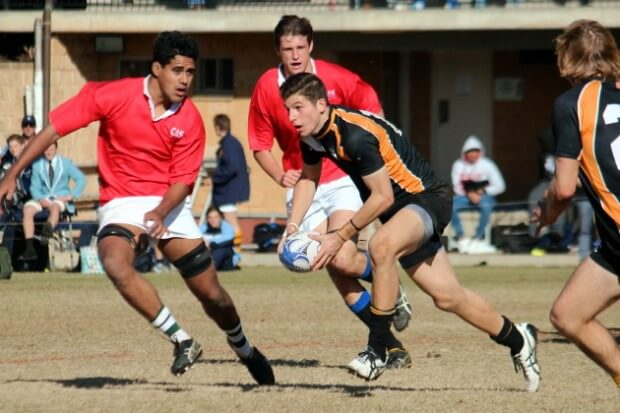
[210,114,250,247]
[19,142,85,261]
[200,206,241,271]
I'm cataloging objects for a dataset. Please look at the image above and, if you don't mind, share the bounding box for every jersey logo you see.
[327,89,337,99]
[602,104,620,170]
[170,127,185,139]
[603,104,620,125]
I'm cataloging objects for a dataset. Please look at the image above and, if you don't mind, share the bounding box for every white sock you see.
[151,306,191,343]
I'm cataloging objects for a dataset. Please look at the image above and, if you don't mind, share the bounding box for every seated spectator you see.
[0,134,31,215]
[199,206,240,271]
[19,142,85,261]
[528,126,574,256]
[451,135,505,254]
[209,114,250,248]
[0,115,36,165]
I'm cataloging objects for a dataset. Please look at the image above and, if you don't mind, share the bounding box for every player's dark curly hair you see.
[280,72,327,103]
[274,15,313,49]
[152,31,199,69]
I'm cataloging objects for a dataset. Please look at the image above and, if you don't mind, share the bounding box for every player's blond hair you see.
[555,19,620,84]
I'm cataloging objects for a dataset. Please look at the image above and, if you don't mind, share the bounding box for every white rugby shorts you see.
[97,196,202,239]
[286,175,362,232]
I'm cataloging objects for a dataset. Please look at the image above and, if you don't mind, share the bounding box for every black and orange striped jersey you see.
[553,79,620,254]
[300,105,449,221]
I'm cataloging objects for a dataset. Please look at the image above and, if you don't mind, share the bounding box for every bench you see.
[445,201,530,244]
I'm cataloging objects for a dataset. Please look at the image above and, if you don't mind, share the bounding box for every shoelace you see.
[183,346,193,357]
[175,342,194,358]
[513,348,538,375]
[396,288,412,313]
[358,348,384,373]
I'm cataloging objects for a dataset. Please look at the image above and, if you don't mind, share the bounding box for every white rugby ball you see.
[279,232,320,273]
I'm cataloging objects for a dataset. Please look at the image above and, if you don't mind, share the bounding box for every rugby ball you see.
[279,232,320,273]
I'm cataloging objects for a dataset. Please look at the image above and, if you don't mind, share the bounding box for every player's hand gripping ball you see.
[279,232,321,273]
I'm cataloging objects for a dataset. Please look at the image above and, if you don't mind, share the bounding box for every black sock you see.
[368,306,396,362]
[353,301,373,326]
[491,315,524,355]
[25,238,35,252]
[354,301,403,351]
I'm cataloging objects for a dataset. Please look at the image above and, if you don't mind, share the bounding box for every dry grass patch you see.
[0,266,618,412]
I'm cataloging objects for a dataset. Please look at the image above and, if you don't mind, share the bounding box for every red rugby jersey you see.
[248,59,382,184]
[50,77,206,205]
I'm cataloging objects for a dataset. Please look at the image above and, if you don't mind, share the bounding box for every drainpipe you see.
[33,18,43,131]
[42,0,52,125]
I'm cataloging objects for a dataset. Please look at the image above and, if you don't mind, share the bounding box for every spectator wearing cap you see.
[21,115,37,140]
[0,115,37,166]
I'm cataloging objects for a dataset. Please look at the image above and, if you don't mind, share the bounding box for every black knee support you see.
[172,242,212,278]
[97,224,148,255]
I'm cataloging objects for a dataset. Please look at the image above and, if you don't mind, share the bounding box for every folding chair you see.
[48,201,79,271]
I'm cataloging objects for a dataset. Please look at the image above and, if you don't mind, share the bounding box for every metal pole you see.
[42,0,53,126]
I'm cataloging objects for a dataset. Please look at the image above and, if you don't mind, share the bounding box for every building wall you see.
[430,50,494,184]
[2,31,570,220]
[492,50,569,201]
[0,61,33,140]
[409,51,432,161]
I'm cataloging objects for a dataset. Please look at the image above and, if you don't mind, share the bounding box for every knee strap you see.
[97,224,148,255]
[172,242,212,279]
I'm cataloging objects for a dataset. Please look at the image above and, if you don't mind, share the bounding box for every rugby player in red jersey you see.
[0,31,274,385]
[248,15,411,368]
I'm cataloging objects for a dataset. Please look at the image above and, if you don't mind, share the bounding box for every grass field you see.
[1,266,618,412]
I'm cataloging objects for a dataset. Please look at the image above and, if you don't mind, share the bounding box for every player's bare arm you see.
[534,156,579,236]
[312,167,394,271]
[144,182,191,239]
[253,149,301,188]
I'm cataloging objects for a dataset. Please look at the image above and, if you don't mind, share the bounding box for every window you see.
[198,58,234,95]
[119,60,151,78]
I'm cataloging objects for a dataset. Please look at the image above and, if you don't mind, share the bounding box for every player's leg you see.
[320,177,412,332]
[321,210,411,368]
[549,253,620,387]
[161,237,275,385]
[42,200,63,240]
[19,201,39,260]
[407,249,540,392]
[451,195,470,252]
[220,203,242,247]
[474,194,495,241]
[347,206,427,380]
[97,224,199,375]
